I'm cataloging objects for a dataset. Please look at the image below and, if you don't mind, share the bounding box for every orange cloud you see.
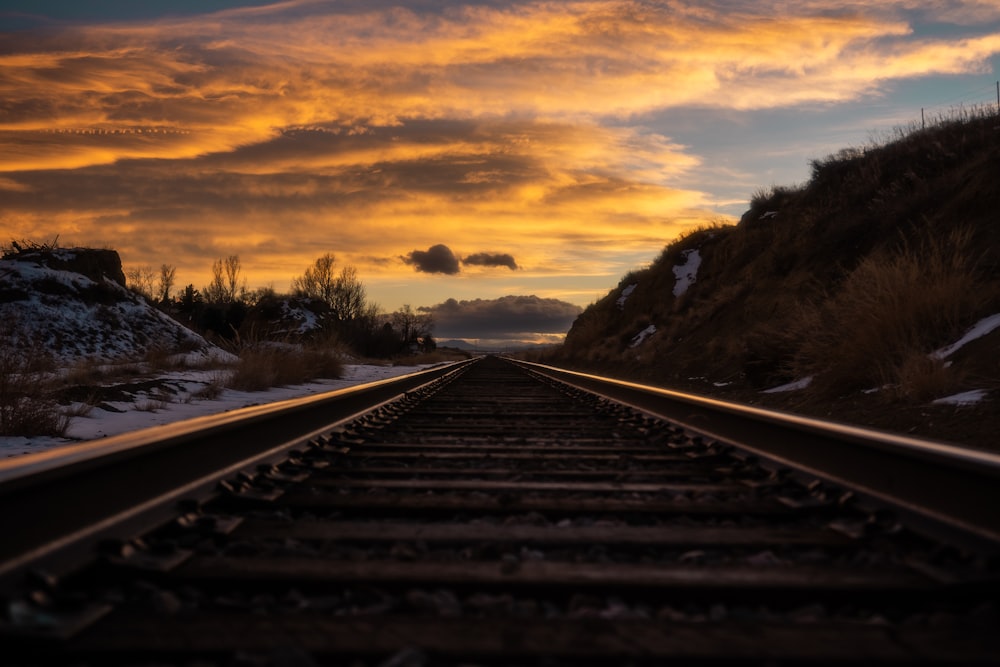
[2,1,1000,307]
[4,2,999,170]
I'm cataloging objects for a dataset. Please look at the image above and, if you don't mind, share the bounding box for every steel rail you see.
[0,358,477,584]
[512,358,1000,547]
[2,355,998,664]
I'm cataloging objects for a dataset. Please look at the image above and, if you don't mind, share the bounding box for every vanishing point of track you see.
[1,355,998,665]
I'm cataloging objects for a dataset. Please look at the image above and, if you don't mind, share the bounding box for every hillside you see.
[545,109,1000,450]
[0,246,221,364]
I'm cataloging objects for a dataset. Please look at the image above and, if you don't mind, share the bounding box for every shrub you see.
[790,226,994,397]
[227,344,344,391]
[64,358,106,385]
[890,350,964,402]
[62,390,100,418]
[0,331,68,437]
[191,373,227,401]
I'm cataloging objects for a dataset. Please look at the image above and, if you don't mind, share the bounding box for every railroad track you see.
[1,355,998,665]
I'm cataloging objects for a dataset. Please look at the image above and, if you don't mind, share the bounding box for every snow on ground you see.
[0,363,438,459]
[932,389,990,407]
[277,299,322,336]
[758,313,1000,398]
[762,376,814,394]
[672,249,701,297]
[629,324,657,348]
[1,249,215,364]
[930,313,1000,360]
[616,283,637,309]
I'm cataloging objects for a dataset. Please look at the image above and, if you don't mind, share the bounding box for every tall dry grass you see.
[0,326,68,437]
[790,226,993,398]
[227,343,344,391]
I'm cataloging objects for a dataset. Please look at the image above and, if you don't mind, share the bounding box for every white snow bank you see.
[930,313,1000,360]
[672,249,701,297]
[931,389,989,407]
[0,255,217,364]
[629,324,656,348]
[617,284,637,310]
[0,363,438,459]
[762,376,813,393]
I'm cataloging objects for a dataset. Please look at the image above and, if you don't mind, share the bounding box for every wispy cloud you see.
[5,2,999,168]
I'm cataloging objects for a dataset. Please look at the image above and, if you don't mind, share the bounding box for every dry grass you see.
[227,344,344,391]
[142,345,176,370]
[134,397,169,412]
[63,358,107,385]
[62,389,101,418]
[890,351,965,402]
[790,227,993,397]
[190,373,227,401]
[0,327,68,437]
[142,344,230,373]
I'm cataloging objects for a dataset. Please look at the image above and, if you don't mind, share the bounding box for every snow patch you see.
[279,299,322,335]
[930,313,1000,360]
[931,389,989,407]
[672,249,701,297]
[0,363,441,458]
[762,376,813,393]
[629,324,656,348]
[616,283,637,310]
[0,254,216,364]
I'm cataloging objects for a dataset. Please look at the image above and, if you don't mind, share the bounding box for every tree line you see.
[125,253,434,358]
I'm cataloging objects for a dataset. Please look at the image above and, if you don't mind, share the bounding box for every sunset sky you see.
[3,1,1000,343]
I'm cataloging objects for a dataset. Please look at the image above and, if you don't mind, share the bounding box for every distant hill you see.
[439,339,558,353]
[543,109,1000,449]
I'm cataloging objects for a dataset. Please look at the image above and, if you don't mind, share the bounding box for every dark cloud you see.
[420,295,582,340]
[463,252,518,271]
[403,244,460,274]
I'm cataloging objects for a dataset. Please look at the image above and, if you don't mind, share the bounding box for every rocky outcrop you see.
[10,248,127,287]
[0,247,220,364]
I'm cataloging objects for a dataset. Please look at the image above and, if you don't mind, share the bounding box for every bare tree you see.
[293,255,370,323]
[203,260,225,304]
[204,255,246,303]
[331,265,367,322]
[125,265,156,301]
[157,264,176,304]
[391,304,433,346]
[223,255,246,302]
[292,253,337,304]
